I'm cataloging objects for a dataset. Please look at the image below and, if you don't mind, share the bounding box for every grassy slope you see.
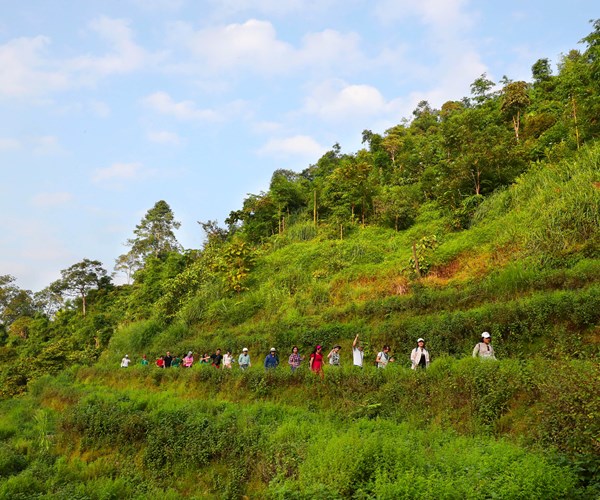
[0,146,599,498]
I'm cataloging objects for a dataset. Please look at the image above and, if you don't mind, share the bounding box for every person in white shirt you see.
[410,338,430,369]
[352,334,364,368]
[473,332,496,360]
[120,354,131,368]
[376,345,391,368]
[223,350,233,369]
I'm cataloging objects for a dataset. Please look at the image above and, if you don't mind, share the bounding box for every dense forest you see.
[0,20,599,499]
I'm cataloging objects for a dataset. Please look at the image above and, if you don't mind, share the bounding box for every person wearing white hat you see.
[120,354,131,368]
[264,347,279,370]
[410,338,430,369]
[473,332,496,359]
[238,348,251,370]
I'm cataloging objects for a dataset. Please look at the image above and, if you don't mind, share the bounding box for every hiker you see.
[156,356,165,368]
[376,345,391,368]
[183,351,194,368]
[352,334,364,368]
[309,345,324,378]
[171,354,181,368]
[264,347,279,370]
[288,346,303,373]
[223,350,233,369]
[140,354,149,366]
[473,332,496,360]
[238,348,251,370]
[328,345,341,366]
[410,338,430,369]
[164,351,173,368]
[200,353,211,364]
[211,349,223,368]
[120,354,131,368]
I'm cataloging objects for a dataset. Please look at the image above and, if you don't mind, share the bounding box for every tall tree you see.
[121,200,182,272]
[470,73,496,105]
[0,275,34,328]
[51,259,109,316]
[501,81,531,141]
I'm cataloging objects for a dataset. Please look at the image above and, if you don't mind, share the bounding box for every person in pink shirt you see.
[183,351,194,367]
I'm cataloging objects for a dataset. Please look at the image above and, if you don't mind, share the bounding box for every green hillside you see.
[1,23,600,499]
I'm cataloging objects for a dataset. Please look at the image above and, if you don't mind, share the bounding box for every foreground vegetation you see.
[1,356,597,498]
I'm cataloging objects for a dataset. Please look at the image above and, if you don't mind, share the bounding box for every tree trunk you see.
[313,189,317,227]
[412,242,421,278]
[571,94,581,149]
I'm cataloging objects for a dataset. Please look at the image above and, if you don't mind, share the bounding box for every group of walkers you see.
[120,332,496,372]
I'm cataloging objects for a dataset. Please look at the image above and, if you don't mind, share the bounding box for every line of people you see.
[120,332,496,370]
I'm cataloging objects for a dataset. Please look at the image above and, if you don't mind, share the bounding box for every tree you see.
[269,170,309,233]
[373,184,420,231]
[411,100,439,133]
[555,50,591,149]
[214,240,256,293]
[226,192,278,243]
[0,275,34,328]
[501,81,531,141]
[532,58,553,85]
[322,153,376,226]
[470,73,496,105]
[198,220,229,249]
[51,259,109,316]
[114,252,142,285]
[126,200,182,262]
[33,287,64,318]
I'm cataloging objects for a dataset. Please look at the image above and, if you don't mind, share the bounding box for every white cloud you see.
[0,16,154,98]
[0,137,21,150]
[68,16,152,77]
[372,0,488,111]
[0,36,69,97]
[169,19,364,76]
[31,191,74,208]
[206,0,341,18]
[142,91,221,120]
[142,92,252,123]
[175,19,292,72]
[258,135,326,159]
[147,130,183,145]
[375,0,473,32]
[92,162,145,183]
[303,80,403,122]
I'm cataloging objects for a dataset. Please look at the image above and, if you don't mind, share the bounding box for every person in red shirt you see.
[309,345,324,379]
[155,356,165,368]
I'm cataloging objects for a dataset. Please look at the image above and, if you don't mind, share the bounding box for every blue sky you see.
[0,0,596,292]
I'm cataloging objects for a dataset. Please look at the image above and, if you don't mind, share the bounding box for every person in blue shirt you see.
[264,347,279,370]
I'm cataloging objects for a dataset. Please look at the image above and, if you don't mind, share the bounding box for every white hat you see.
[270,347,276,351]
[242,347,248,352]
[417,338,425,343]
[481,332,491,338]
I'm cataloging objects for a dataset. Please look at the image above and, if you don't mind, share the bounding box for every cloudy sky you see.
[0,0,595,292]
